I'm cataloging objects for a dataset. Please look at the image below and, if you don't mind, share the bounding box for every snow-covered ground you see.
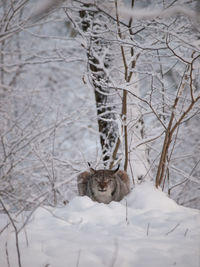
[0,182,199,267]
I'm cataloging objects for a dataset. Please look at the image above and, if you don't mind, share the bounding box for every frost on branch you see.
[78,3,119,166]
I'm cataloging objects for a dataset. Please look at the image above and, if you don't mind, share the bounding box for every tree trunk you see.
[79,7,118,166]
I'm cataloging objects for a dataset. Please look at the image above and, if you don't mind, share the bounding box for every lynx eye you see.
[106,177,113,184]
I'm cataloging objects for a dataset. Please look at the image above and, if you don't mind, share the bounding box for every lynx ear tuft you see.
[113,164,120,174]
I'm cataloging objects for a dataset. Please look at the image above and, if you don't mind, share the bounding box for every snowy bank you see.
[0,182,199,267]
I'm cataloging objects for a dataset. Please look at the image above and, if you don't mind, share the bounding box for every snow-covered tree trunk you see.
[79,4,118,166]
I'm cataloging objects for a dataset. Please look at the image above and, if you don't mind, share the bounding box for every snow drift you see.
[0,182,199,267]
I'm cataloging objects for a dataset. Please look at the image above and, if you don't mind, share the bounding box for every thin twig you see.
[165,223,180,235]
[76,249,81,267]
[184,228,189,237]
[0,198,22,267]
[146,223,150,236]
[5,241,11,267]
[125,198,129,225]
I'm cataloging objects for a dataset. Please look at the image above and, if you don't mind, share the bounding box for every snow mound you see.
[0,182,199,267]
[126,182,179,210]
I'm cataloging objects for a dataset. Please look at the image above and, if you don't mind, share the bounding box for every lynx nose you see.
[99,182,107,191]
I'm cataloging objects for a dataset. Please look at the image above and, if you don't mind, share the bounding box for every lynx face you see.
[77,166,130,204]
[91,170,116,202]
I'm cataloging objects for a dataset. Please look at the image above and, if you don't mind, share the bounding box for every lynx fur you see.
[77,166,130,204]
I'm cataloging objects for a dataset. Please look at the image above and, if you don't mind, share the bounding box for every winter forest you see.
[0,0,200,267]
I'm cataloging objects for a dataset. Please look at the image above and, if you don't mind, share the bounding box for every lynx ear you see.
[89,167,96,174]
[88,162,96,174]
[113,164,120,174]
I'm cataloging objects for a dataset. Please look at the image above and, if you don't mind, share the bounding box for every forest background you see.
[0,0,200,216]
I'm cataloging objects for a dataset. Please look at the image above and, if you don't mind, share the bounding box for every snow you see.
[0,182,199,267]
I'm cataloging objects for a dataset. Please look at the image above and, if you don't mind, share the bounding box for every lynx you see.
[77,165,130,204]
